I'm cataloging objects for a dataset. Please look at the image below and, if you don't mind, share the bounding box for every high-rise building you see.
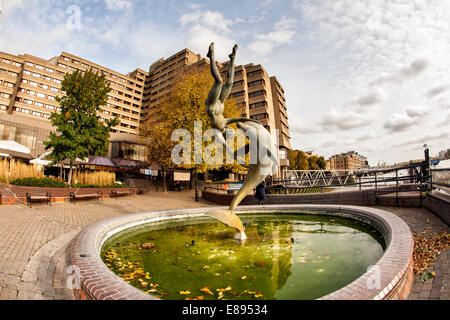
[0,48,291,171]
[141,49,292,170]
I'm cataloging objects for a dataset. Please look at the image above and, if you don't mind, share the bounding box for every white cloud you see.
[393,132,449,148]
[383,114,418,133]
[406,106,429,118]
[105,0,132,11]
[288,0,450,164]
[426,84,450,99]
[372,59,429,86]
[178,9,235,61]
[248,16,296,55]
[320,109,372,131]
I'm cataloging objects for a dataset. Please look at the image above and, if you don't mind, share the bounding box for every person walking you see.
[255,180,266,205]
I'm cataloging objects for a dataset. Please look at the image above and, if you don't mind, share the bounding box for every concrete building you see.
[327,151,369,171]
[141,49,292,170]
[0,51,147,159]
[1,48,291,171]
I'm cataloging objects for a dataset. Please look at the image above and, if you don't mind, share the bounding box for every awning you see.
[112,159,143,168]
[0,141,33,160]
[87,156,116,167]
[30,158,53,166]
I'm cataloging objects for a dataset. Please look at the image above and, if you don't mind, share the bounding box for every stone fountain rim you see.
[70,204,414,300]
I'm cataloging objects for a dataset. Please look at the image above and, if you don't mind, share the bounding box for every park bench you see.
[69,191,103,202]
[26,192,51,208]
[110,189,135,198]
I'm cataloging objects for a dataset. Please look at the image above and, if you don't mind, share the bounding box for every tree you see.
[317,156,327,169]
[288,150,327,170]
[44,69,119,185]
[288,150,298,169]
[140,66,243,192]
[296,151,309,170]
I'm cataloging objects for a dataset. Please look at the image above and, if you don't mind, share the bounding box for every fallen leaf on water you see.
[179,290,191,295]
[200,287,213,295]
[186,296,204,301]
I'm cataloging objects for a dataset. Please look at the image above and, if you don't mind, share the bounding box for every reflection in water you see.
[102,214,384,300]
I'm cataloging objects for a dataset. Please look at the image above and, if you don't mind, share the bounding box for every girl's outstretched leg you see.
[206,43,223,106]
[220,44,238,103]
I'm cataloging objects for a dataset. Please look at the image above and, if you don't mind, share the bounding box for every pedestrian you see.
[255,181,266,205]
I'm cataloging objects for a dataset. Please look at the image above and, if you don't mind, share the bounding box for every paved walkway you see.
[0,193,447,300]
[376,207,449,300]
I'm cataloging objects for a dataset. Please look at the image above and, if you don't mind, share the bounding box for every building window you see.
[250,113,269,120]
[247,70,262,77]
[249,90,265,98]
[248,80,263,87]
[250,102,266,109]
[230,91,245,98]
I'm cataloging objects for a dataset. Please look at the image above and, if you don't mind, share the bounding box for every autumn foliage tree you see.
[140,66,243,192]
[288,150,327,170]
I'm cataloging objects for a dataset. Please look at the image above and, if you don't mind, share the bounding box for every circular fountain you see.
[70,204,414,300]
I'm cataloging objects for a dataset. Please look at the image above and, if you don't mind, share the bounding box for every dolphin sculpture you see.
[205,43,279,240]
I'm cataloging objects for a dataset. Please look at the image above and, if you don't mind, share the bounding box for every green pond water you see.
[101,214,385,300]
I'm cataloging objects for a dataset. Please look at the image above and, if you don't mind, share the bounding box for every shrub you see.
[72,171,117,187]
[11,177,68,188]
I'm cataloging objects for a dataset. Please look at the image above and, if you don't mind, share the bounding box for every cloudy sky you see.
[0,0,449,166]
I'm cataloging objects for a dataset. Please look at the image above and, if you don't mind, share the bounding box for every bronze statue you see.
[205,43,279,240]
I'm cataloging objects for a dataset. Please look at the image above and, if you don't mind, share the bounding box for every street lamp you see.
[194,145,199,202]
[195,166,199,202]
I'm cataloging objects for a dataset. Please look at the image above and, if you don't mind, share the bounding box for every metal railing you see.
[202,161,450,207]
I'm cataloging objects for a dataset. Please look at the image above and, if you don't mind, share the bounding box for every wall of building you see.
[1,48,292,169]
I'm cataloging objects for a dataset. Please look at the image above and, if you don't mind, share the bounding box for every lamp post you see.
[195,166,199,202]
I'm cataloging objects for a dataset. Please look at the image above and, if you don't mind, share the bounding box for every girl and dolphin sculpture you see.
[204,42,279,240]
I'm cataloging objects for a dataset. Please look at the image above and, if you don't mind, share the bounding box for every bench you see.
[110,189,135,198]
[69,191,103,202]
[26,192,51,208]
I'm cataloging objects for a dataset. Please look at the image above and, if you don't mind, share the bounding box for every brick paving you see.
[372,207,449,300]
[0,192,447,300]
[0,191,214,300]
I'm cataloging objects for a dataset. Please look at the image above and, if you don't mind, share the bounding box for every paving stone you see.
[0,192,447,300]
[0,191,215,300]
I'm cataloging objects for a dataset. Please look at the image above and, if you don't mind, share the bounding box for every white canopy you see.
[30,158,52,166]
[0,140,32,154]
